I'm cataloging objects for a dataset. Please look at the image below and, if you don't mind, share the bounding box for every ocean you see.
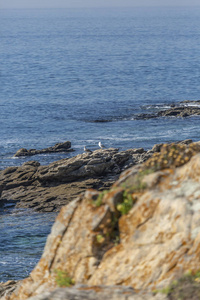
[1,6,200,281]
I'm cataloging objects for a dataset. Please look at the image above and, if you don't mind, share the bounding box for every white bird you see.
[98,141,105,149]
[84,146,92,153]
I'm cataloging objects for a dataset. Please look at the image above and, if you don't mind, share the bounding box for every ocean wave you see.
[141,104,172,110]
[182,103,200,108]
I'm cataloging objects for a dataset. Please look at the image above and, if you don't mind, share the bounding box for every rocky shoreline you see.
[0,139,192,213]
[2,139,200,299]
[0,147,149,212]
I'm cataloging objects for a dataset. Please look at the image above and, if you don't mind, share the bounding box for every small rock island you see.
[14,141,74,157]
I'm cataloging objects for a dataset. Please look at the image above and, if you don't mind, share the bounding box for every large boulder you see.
[5,143,200,299]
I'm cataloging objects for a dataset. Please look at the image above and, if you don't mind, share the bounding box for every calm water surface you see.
[0,208,56,281]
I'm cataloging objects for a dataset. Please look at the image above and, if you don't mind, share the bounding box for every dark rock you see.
[151,143,163,153]
[22,161,41,168]
[134,113,155,120]
[160,107,200,118]
[178,139,193,145]
[0,148,150,212]
[180,99,200,104]
[14,148,28,157]
[0,141,195,212]
[93,119,112,123]
[2,167,18,176]
[131,147,145,154]
[135,100,200,120]
[0,280,20,298]
[14,141,74,157]
[157,106,200,118]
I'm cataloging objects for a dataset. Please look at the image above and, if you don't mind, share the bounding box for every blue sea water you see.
[1,6,200,282]
[0,208,56,282]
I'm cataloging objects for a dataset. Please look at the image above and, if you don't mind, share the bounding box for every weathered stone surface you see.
[157,106,200,118]
[14,141,73,157]
[0,148,152,212]
[26,285,167,300]
[6,145,200,299]
[0,281,20,299]
[0,140,196,212]
[1,177,114,212]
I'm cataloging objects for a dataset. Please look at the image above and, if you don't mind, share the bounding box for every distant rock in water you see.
[135,100,200,120]
[14,141,74,157]
[92,119,112,123]
[180,99,200,104]
[157,106,200,118]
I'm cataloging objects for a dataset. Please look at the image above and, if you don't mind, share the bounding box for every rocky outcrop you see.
[136,106,200,119]
[0,141,193,212]
[5,142,200,299]
[135,100,200,119]
[14,141,73,157]
[35,147,148,184]
[0,147,151,212]
[0,281,19,299]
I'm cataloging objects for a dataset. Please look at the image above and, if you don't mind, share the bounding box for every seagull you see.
[84,146,92,153]
[98,141,105,149]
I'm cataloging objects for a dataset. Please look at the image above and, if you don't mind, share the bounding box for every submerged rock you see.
[5,142,200,299]
[14,141,73,157]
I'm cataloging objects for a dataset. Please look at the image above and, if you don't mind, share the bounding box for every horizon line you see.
[1,5,200,10]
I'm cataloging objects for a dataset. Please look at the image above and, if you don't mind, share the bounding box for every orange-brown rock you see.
[5,145,200,299]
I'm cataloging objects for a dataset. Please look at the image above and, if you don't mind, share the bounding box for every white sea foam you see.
[183,103,200,107]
